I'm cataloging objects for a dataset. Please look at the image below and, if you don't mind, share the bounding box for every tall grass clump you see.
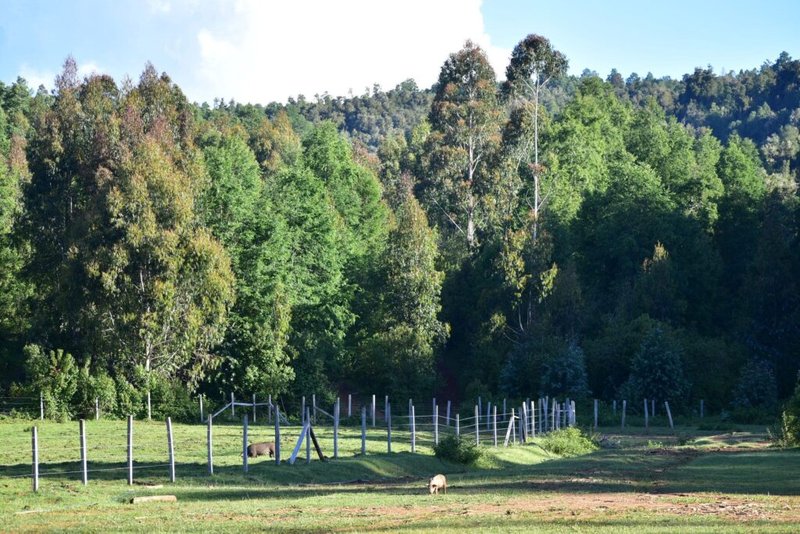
[539,427,598,457]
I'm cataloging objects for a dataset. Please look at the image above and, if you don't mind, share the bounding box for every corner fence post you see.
[32,426,39,492]
[127,415,134,485]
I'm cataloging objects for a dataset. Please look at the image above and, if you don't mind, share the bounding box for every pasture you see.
[1,418,799,532]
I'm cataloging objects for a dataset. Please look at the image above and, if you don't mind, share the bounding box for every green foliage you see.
[774,380,800,447]
[74,361,117,419]
[621,326,690,411]
[730,359,778,415]
[540,339,590,400]
[433,434,483,465]
[539,427,598,456]
[23,344,78,421]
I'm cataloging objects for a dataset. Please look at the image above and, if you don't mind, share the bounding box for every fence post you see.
[486,401,491,431]
[207,414,214,474]
[387,402,392,453]
[199,395,204,423]
[268,394,272,424]
[493,405,498,447]
[274,406,281,465]
[503,398,507,422]
[446,400,451,426]
[301,396,306,424]
[334,397,340,459]
[127,415,134,485]
[348,394,352,418]
[147,391,152,421]
[79,419,88,485]
[95,397,100,421]
[32,426,39,492]
[372,394,376,427]
[166,417,175,483]
[652,399,655,418]
[478,396,482,426]
[312,394,317,424]
[593,399,598,430]
[434,403,439,445]
[665,401,674,430]
[621,400,627,429]
[475,405,480,446]
[520,403,527,443]
[456,413,460,437]
[231,392,235,418]
[242,414,249,473]
[644,398,649,431]
[503,409,514,446]
[40,392,44,421]
[571,400,576,426]
[253,394,257,423]
[385,395,389,422]
[411,404,416,453]
[306,409,311,464]
[361,406,367,455]
[530,400,535,438]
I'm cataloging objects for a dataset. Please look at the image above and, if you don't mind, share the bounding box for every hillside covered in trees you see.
[1,36,798,421]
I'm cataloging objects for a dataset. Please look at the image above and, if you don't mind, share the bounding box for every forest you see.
[1,35,798,423]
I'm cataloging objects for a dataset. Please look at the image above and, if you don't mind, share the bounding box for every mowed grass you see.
[1,417,799,532]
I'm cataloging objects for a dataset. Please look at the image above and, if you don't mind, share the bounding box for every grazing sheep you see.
[428,474,447,495]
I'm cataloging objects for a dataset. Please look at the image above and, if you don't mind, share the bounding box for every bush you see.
[772,379,800,448]
[539,427,598,457]
[24,345,78,421]
[433,434,482,465]
[730,358,778,414]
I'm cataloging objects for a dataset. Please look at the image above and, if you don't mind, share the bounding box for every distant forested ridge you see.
[1,39,798,421]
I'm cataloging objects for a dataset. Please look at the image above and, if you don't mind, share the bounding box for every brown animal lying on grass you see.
[246,442,275,458]
[428,474,447,494]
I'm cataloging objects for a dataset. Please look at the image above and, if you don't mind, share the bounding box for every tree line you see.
[0,36,798,422]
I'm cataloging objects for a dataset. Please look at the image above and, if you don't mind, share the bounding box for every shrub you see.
[539,427,598,457]
[24,345,78,421]
[433,434,482,465]
[772,379,800,448]
[730,358,778,416]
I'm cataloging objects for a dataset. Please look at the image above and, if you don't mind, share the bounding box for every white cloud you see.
[189,0,510,104]
[147,0,172,14]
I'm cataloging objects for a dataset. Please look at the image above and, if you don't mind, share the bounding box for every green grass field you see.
[1,417,798,532]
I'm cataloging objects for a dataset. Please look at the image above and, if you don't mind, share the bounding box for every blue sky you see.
[1,0,798,105]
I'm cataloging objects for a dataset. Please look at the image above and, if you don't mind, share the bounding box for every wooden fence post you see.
[312,394,317,424]
[127,415,134,485]
[621,400,627,429]
[455,413,460,437]
[80,419,88,485]
[446,400,451,426]
[207,414,214,474]
[530,400,536,438]
[665,401,674,430]
[493,405,498,447]
[385,395,389,422]
[361,406,367,455]
[231,392,235,418]
[434,403,439,445]
[571,400,576,427]
[334,397,340,459]
[95,397,100,420]
[166,417,175,483]
[387,403,392,453]
[306,409,311,464]
[301,396,306,424]
[348,394,352,418]
[475,405,480,446]
[32,426,39,492]
[40,392,44,421]
[411,404,416,453]
[242,414,249,473]
[147,391,152,421]
[520,403,527,443]
[199,395,204,423]
[486,401,491,431]
[372,395,376,427]
[274,406,281,465]
[503,409,514,447]
[253,394,257,423]
[503,398,507,422]
[478,396,482,426]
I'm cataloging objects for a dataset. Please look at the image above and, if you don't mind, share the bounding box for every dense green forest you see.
[1,35,798,421]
